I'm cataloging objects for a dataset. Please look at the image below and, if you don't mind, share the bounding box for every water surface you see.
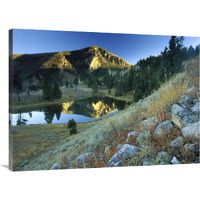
[10,97,129,126]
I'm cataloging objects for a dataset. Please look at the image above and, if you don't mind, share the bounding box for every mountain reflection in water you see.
[10,97,129,126]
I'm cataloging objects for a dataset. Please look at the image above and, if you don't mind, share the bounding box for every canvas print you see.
[9,29,199,171]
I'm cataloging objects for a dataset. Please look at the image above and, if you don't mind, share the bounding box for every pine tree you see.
[42,79,53,101]
[115,81,122,96]
[65,80,69,88]
[53,81,62,99]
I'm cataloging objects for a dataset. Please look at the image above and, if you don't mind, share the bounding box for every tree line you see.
[84,36,199,102]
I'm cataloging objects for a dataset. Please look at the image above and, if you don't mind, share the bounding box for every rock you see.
[154,120,174,137]
[181,114,199,127]
[50,163,62,170]
[181,121,200,138]
[128,131,139,138]
[171,104,199,128]
[171,116,185,129]
[76,152,95,167]
[170,137,184,148]
[105,145,112,154]
[157,151,171,163]
[191,102,200,114]
[141,117,159,132]
[184,143,196,152]
[178,95,195,106]
[107,144,140,167]
[143,161,151,166]
[171,156,180,164]
[172,104,190,119]
[185,87,196,95]
[193,99,199,105]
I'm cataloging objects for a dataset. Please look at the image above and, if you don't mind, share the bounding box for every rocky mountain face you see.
[11,46,132,87]
[70,46,132,71]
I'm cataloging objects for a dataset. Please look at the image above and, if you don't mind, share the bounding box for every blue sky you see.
[13,29,199,64]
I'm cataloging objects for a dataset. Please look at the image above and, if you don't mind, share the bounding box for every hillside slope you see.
[10,56,199,171]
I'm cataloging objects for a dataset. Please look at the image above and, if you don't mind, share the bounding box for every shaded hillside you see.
[12,46,131,76]
[11,46,133,90]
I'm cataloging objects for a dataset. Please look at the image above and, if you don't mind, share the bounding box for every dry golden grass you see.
[146,73,189,122]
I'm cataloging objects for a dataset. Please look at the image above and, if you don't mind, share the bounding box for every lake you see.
[10,97,130,126]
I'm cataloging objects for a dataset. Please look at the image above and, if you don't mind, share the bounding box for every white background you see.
[0,0,199,200]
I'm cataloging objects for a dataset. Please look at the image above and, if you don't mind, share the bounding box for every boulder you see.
[172,104,190,118]
[178,95,195,106]
[171,104,199,128]
[76,152,95,167]
[193,99,199,105]
[107,144,140,167]
[171,116,184,129]
[156,151,171,163]
[141,117,159,132]
[50,163,62,170]
[170,137,184,148]
[171,156,180,164]
[181,121,200,138]
[191,102,200,114]
[154,120,174,137]
[181,114,199,127]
